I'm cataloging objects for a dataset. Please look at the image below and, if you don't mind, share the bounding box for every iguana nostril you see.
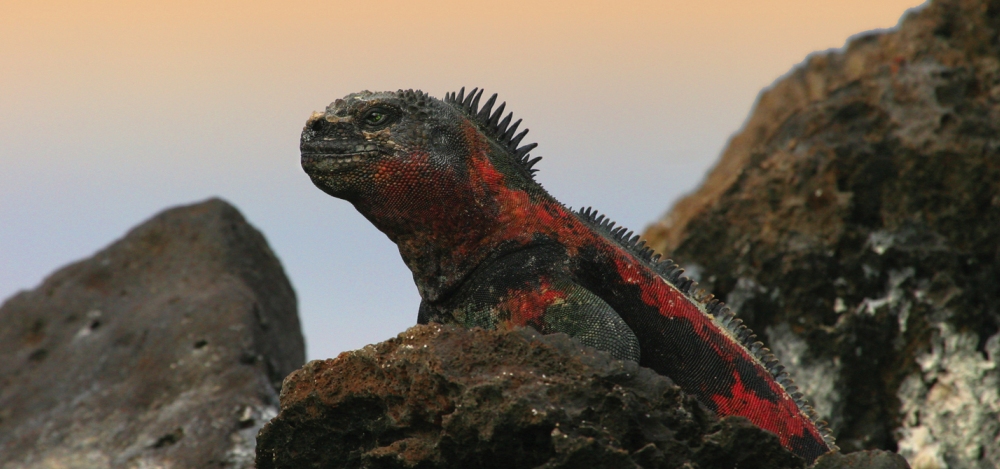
[309,118,327,132]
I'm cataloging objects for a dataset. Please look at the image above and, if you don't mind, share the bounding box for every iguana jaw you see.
[299,108,397,197]
[300,144,387,198]
[300,148,382,173]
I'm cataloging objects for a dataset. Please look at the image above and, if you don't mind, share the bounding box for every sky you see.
[1,0,923,360]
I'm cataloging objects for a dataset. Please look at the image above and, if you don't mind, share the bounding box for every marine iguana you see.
[300,88,838,462]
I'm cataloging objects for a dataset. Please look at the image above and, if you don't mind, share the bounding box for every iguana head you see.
[301,88,547,300]
[300,88,540,203]
[302,89,455,201]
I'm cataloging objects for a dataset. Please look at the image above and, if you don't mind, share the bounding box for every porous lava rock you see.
[257,324,903,469]
[813,451,910,469]
[0,198,304,468]
[643,0,1000,467]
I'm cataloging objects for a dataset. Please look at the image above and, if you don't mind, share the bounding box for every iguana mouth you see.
[301,149,381,172]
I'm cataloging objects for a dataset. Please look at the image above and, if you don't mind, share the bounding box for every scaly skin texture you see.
[301,88,837,462]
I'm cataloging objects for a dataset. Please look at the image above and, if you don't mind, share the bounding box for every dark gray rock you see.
[256,324,909,469]
[643,0,1000,466]
[256,323,806,469]
[0,198,304,468]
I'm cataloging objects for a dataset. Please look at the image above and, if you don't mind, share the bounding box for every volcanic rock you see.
[0,198,305,468]
[257,324,905,469]
[643,0,1000,467]
[256,324,803,469]
[813,451,910,469]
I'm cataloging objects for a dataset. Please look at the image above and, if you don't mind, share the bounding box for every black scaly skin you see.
[300,88,838,462]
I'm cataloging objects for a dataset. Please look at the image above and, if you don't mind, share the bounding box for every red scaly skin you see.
[462,120,825,454]
[498,277,568,328]
[301,89,835,462]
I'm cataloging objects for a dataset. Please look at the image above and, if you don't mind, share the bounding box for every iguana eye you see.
[360,106,397,129]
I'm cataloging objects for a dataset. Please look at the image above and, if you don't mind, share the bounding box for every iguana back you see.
[300,88,837,462]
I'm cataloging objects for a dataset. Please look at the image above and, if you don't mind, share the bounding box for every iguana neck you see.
[352,142,552,302]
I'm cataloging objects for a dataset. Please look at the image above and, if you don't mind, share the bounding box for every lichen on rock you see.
[896,326,1000,469]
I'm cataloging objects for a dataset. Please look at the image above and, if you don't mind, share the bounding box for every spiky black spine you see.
[444,87,542,179]
[575,206,838,451]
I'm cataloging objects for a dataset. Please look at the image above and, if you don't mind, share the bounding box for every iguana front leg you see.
[419,276,640,363]
[540,281,642,362]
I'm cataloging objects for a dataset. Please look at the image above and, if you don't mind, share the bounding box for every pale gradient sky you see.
[1,0,923,359]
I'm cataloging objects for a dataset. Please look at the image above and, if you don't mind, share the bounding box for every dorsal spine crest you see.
[444,87,542,178]
[574,206,837,450]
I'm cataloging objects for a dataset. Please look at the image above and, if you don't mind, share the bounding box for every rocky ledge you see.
[256,324,907,469]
